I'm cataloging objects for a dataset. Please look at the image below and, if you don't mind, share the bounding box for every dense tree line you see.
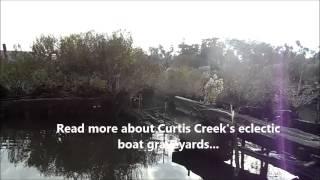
[0,31,319,110]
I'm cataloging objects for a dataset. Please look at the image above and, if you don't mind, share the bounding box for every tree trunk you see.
[297,68,304,93]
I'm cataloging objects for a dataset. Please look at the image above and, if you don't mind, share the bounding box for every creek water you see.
[0,103,299,180]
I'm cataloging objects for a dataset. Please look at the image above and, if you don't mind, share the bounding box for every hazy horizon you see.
[1,1,319,51]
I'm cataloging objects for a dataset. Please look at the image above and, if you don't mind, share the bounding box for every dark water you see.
[0,104,298,180]
[0,127,203,180]
[0,129,298,179]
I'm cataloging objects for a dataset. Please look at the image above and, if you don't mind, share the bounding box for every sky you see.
[0,0,319,51]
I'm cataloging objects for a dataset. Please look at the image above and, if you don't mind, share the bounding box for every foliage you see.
[203,74,224,104]
[0,31,318,112]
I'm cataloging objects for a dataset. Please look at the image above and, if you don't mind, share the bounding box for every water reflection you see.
[0,114,299,180]
[1,127,299,180]
[0,126,203,180]
[173,149,267,180]
[1,129,150,179]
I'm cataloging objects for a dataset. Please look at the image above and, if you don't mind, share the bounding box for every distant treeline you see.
[0,31,319,109]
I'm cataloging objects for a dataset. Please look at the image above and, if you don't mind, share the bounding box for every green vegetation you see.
[0,31,319,110]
